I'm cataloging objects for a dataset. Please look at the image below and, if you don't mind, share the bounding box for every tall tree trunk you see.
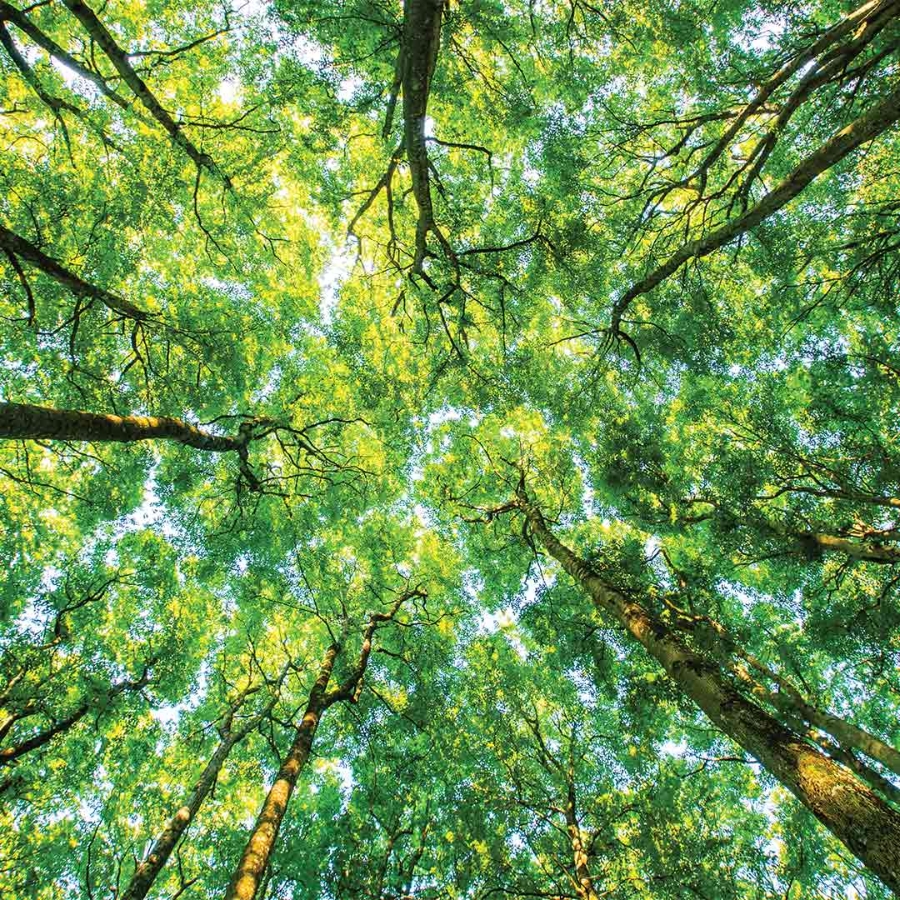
[122,688,277,900]
[515,491,900,894]
[224,644,339,900]
[225,590,420,900]
[401,0,446,270]
[564,764,599,900]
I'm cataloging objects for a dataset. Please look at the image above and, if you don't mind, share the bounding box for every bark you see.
[121,687,277,900]
[0,402,269,490]
[0,224,149,320]
[662,592,900,779]
[0,402,241,452]
[59,0,223,181]
[401,0,447,270]
[0,20,79,118]
[225,590,421,900]
[688,0,900,184]
[564,750,600,900]
[811,732,900,808]
[771,674,900,778]
[0,703,90,765]
[515,491,900,894]
[224,644,339,900]
[611,82,900,332]
[804,531,900,564]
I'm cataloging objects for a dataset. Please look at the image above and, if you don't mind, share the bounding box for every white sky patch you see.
[50,58,91,94]
[660,740,688,757]
[743,19,787,53]
[232,0,268,18]
[478,607,528,659]
[218,77,240,105]
[151,665,209,730]
[337,76,363,102]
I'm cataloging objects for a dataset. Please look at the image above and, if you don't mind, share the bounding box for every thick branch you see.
[0,224,150,320]
[0,402,244,452]
[0,1,134,111]
[0,667,151,766]
[60,0,224,181]
[611,82,900,332]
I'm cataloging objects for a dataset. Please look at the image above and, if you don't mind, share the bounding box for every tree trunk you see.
[122,692,273,900]
[565,773,599,900]
[776,680,900,779]
[224,591,419,900]
[663,595,900,779]
[401,0,445,269]
[224,644,339,900]
[516,493,900,894]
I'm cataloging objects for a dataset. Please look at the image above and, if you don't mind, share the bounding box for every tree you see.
[2,0,900,896]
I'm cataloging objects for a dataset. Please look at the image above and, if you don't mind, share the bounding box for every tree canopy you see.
[1,0,900,896]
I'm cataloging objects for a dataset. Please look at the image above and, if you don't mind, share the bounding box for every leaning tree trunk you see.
[224,644,339,900]
[611,81,900,331]
[225,590,418,900]
[122,691,276,900]
[515,493,900,894]
[662,596,900,780]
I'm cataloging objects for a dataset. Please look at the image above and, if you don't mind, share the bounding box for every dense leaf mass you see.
[1,0,900,897]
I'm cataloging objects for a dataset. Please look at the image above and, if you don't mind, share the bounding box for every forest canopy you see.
[1,0,900,897]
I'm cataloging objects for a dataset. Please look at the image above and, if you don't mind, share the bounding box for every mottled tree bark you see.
[515,491,900,893]
[565,760,600,900]
[0,402,241,451]
[224,644,337,900]
[661,592,900,780]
